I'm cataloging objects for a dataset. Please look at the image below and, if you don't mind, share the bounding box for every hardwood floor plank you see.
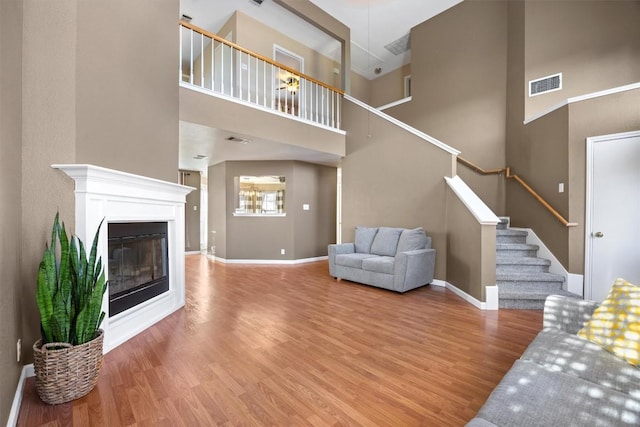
[18,256,543,426]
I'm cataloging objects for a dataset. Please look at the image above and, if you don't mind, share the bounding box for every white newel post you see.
[52,164,194,353]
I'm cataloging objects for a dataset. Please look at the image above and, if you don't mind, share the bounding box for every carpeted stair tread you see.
[496,271,565,282]
[499,288,580,300]
[496,243,539,251]
[497,217,510,230]
[495,224,577,310]
[496,256,550,266]
[496,229,528,237]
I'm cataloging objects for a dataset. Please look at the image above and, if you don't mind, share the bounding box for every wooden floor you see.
[18,255,543,426]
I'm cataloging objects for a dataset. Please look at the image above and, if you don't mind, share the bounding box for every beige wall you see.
[209,163,227,258]
[20,0,79,367]
[524,0,640,118]
[181,170,201,251]
[445,190,496,302]
[0,0,23,422]
[385,0,508,215]
[180,87,345,157]
[507,106,571,267]
[273,0,351,92]
[20,0,180,367]
[349,71,371,104]
[235,12,340,88]
[370,64,411,108]
[75,0,179,183]
[506,1,640,274]
[292,162,337,258]
[341,99,456,280]
[567,89,640,273]
[212,161,336,260]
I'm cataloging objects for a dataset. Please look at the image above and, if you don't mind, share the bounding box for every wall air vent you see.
[529,73,562,97]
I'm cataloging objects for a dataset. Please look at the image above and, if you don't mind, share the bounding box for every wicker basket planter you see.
[32,329,104,405]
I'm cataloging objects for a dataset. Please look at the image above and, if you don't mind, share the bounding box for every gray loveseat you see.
[328,226,436,292]
[467,295,640,426]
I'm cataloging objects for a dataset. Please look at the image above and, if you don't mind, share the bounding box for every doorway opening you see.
[274,45,304,115]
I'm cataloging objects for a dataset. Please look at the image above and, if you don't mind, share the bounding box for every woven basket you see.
[32,329,104,405]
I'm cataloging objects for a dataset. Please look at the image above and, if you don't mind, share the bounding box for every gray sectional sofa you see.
[328,226,435,292]
[467,294,640,426]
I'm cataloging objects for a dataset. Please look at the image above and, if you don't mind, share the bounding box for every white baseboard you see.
[209,256,328,265]
[431,280,498,310]
[513,227,584,297]
[484,285,499,310]
[567,273,584,296]
[8,364,34,427]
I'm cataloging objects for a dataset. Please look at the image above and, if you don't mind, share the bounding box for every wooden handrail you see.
[456,157,507,176]
[457,156,578,228]
[179,20,344,95]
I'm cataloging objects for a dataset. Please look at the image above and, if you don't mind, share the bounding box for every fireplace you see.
[108,222,169,316]
[53,164,193,352]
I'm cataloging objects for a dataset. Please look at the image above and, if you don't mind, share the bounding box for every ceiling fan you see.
[277,76,300,95]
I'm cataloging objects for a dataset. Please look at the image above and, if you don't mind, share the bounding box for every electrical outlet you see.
[281,249,285,255]
[16,339,21,363]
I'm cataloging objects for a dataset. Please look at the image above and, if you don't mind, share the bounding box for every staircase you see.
[496,218,579,309]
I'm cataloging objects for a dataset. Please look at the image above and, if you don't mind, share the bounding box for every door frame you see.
[584,129,640,300]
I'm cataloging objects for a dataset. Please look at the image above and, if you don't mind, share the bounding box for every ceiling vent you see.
[529,73,562,97]
[384,33,411,56]
[226,136,250,144]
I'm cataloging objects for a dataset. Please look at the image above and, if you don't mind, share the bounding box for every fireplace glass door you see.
[108,222,169,316]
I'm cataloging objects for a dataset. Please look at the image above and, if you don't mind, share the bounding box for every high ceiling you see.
[309,0,463,79]
[178,0,463,171]
[179,0,462,79]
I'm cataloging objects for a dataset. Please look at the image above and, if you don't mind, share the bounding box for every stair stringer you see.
[511,227,584,297]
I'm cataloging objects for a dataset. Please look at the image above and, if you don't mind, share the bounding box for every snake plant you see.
[36,213,107,345]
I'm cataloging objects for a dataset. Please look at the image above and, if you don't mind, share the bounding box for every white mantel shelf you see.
[52,164,194,353]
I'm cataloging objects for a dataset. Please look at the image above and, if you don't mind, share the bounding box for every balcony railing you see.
[179,20,343,130]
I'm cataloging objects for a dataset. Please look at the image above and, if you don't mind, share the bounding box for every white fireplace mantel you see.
[52,164,194,353]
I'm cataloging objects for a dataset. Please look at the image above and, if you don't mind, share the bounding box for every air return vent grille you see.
[529,73,562,97]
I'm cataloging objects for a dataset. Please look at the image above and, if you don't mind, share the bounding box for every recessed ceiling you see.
[179,121,342,172]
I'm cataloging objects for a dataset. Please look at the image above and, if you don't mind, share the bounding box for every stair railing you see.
[457,157,578,227]
[179,20,344,130]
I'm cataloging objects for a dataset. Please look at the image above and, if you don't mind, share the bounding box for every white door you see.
[586,131,640,301]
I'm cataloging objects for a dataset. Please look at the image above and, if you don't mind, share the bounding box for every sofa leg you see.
[335,277,341,281]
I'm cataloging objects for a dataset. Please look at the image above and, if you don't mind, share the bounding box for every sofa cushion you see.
[577,278,640,367]
[396,227,428,254]
[370,227,403,256]
[361,256,395,274]
[522,328,640,398]
[475,359,640,426]
[335,253,378,269]
[354,226,378,253]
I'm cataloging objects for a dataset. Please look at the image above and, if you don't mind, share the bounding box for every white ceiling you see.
[179,121,343,171]
[178,0,462,172]
[179,0,462,79]
[309,0,463,79]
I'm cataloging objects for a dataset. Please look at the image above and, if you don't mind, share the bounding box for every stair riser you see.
[498,282,565,293]
[496,236,527,244]
[497,249,538,258]
[499,299,545,310]
[497,265,549,273]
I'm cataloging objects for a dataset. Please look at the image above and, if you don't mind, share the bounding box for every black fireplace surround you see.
[108,222,169,316]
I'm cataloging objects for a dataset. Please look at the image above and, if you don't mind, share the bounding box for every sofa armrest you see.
[543,294,599,334]
[328,243,355,277]
[394,248,436,292]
